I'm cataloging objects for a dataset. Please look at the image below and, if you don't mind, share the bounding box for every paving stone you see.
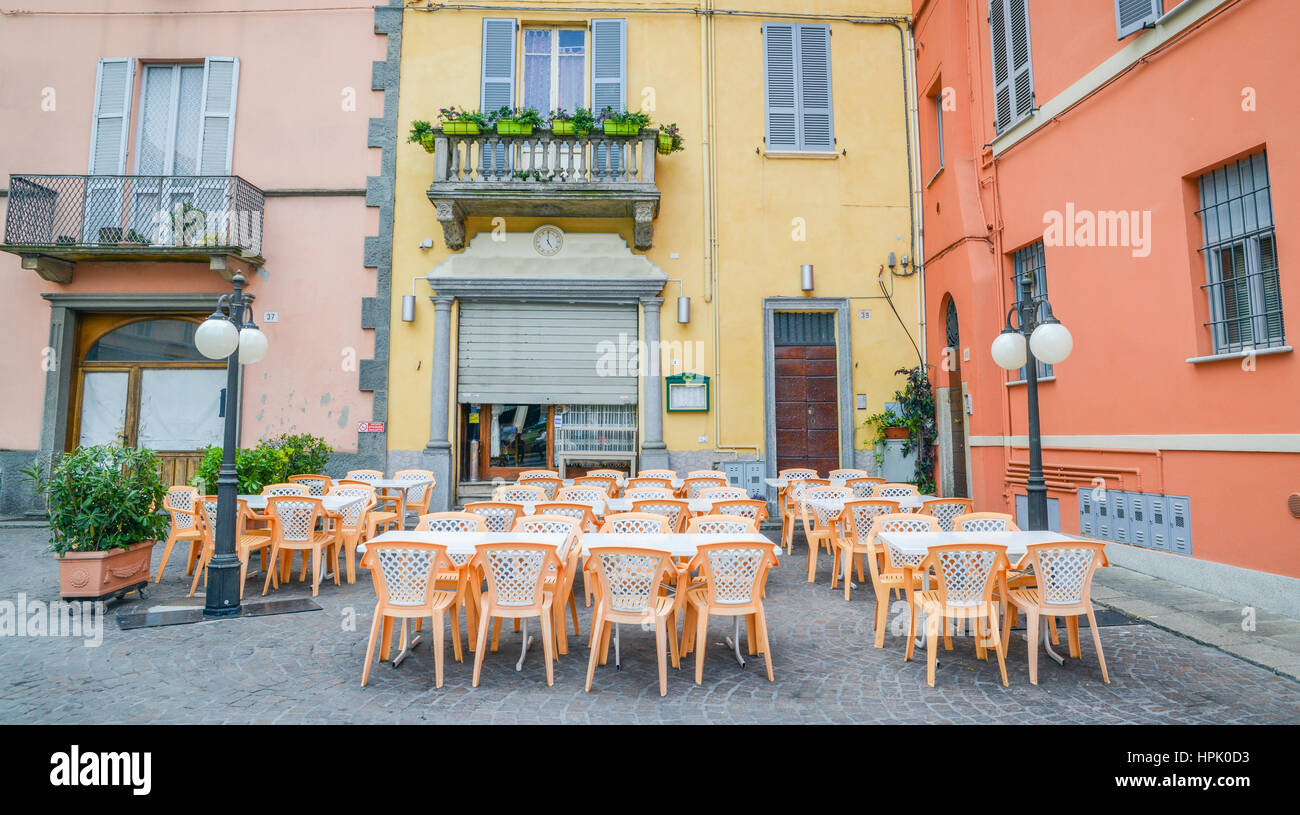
[0,526,1297,724]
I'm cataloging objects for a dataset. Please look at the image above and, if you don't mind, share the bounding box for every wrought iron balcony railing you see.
[4,174,265,258]
[426,128,661,250]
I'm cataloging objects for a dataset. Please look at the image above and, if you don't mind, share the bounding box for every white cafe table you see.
[872,530,1108,663]
[240,493,365,514]
[578,532,778,559]
[510,499,605,518]
[798,494,931,516]
[368,477,434,523]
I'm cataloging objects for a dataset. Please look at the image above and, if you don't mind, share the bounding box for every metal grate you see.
[1195,153,1283,354]
[4,174,264,257]
[774,311,835,346]
[1010,240,1052,380]
[555,404,637,453]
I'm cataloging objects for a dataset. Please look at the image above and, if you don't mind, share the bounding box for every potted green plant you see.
[598,107,651,136]
[22,445,169,601]
[408,119,436,153]
[438,106,489,135]
[549,107,595,136]
[656,122,685,154]
[491,106,542,136]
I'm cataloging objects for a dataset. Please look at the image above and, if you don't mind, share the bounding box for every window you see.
[522,27,587,114]
[989,0,1034,134]
[927,85,945,182]
[1196,152,1284,354]
[1116,0,1162,39]
[1010,241,1053,382]
[762,23,834,152]
[480,18,624,115]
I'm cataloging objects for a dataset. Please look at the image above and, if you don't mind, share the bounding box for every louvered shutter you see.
[88,58,134,174]
[481,18,516,171]
[1007,0,1034,122]
[1116,0,1161,39]
[989,1,1013,133]
[197,57,239,174]
[990,0,1033,133]
[591,18,626,174]
[763,24,797,150]
[797,25,833,150]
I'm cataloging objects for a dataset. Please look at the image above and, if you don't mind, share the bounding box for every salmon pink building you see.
[0,1,384,516]
[912,0,1300,613]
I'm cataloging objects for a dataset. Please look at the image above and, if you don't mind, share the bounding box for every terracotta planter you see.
[55,541,155,601]
[883,426,910,440]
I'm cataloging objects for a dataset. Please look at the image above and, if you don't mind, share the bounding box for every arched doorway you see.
[943,298,969,497]
[70,315,227,485]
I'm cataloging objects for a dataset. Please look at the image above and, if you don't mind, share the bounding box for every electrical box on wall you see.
[722,461,765,499]
[1079,488,1193,555]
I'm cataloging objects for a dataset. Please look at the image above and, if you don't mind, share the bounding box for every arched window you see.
[84,318,208,363]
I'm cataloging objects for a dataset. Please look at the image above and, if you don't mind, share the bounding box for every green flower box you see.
[551,121,590,137]
[495,121,534,136]
[420,133,437,153]
[657,133,674,155]
[602,121,641,136]
[443,121,481,135]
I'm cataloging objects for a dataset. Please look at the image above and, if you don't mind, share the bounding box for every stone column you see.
[423,295,455,510]
[639,296,669,469]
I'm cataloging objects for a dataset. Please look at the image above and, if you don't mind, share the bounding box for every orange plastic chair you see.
[798,485,851,583]
[681,541,779,683]
[686,469,727,479]
[535,501,600,532]
[919,497,975,532]
[261,495,340,597]
[682,476,727,499]
[1002,541,1110,685]
[630,498,691,533]
[686,515,758,534]
[464,501,523,533]
[326,484,374,584]
[870,512,941,647]
[953,512,1019,533]
[599,512,671,535]
[359,539,460,688]
[585,546,682,696]
[843,476,886,498]
[709,498,769,523]
[876,483,920,500]
[554,485,609,507]
[345,468,402,517]
[518,469,560,480]
[338,478,400,538]
[638,469,678,481]
[829,468,871,481]
[512,514,584,654]
[288,474,333,496]
[470,541,561,687]
[156,486,203,583]
[414,511,487,652]
[189,496,274,600]
[779,475,827,553]
[830,498,901,600]
[908,543,1011,687]
[521,477,562,500]
[624,486,675,502]
[574,474,619,497]
[699,485,748,501]
[496,484,547,504]
[394,468,436,524]
[261,482,311,497]
[625,476,672,493]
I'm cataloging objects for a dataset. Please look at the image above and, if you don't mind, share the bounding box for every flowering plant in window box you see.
[490,106,542,136]
[598,107,650,136]
[438,106,489,135]
[408,119,436,152]
[549,107,595,136]
[656,122,684,155]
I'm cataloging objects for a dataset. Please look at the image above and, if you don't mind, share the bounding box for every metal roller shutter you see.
[457,301,639,405]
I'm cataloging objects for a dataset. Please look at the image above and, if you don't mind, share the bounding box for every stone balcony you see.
[426,128,661,250]
[2,174,265,283]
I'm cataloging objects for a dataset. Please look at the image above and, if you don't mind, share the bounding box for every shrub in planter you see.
[656,122,685,155]
[22,446,170,600]
[408,119,436,153]
[549,107,595,136]
[189,432,332,495]
[490,105,542,136]
[597,107,650,136]
[438,106,489,135]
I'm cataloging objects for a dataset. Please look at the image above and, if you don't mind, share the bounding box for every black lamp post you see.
[193,271,268,616]
[991,274,1073,531]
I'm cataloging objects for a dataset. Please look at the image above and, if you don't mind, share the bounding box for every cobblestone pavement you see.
[1,526,1297,725]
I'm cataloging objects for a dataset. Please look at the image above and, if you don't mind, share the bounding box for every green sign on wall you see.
[665,373,710,412]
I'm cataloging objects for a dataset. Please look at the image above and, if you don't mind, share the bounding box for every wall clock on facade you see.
[533,225,564,256]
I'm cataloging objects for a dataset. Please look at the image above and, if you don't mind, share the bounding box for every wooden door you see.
[774,344,839,475]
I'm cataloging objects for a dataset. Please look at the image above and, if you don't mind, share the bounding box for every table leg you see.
[1042,615,1066,665]
[515,618,535,671]
[723,617,746,667]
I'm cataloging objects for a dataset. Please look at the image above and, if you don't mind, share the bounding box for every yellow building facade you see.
[383,0,921,509]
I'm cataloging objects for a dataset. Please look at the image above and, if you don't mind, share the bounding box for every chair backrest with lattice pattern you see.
[476,542,556,608]
[624,487,674,502]
[930,544,1007,608]
[844,477,884,498]
[630,499,689,532]
[518,477,560,500]
[600,512,670,535]
[463,502,521,533]
[367,540,450,608]
[920,498,974,532]
[711,498,767,521]
[638,470,677,481]
[800,486,850,531]
[868,513,940,572]
[778,468,819,480]
[1023,542,1104,607]
[953,513,1018,533]
[288,474,332,496]
[554,486,607,506]
[574,475,618,493]
[261,483,310,498]
[844,499,901,540]
[683,476,727,499]
[394,469,435,504]
[518,470,559,481]
[513,514,581,556]
[700,486,747,501]
[625,477,672,492]
[876,483,919,499]
[534,502,595,530]
[498,484,546,504]
[327,486,372,528]
[165,486,198,530]
[686,515,757,534]
[784,477,829,511]
[694,542,772,606]
[829,468,870,481]
[591,547,673,614]
[197,497,220,545]
[266,496,324,543]
[344,470,383,485]
[414,511,485,533]
[687,470,727,479]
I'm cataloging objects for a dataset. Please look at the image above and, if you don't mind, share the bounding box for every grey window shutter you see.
[88,58,135,174]
[988,1,1012,133]
[590,18,627,115]
[990,0,1033,133]
[1007,0,1034,123]
[797,25,834,151]
[1116,0,1162,39]
[481,18,517,113]
[763,23,798,150]
[197,57,239,175]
